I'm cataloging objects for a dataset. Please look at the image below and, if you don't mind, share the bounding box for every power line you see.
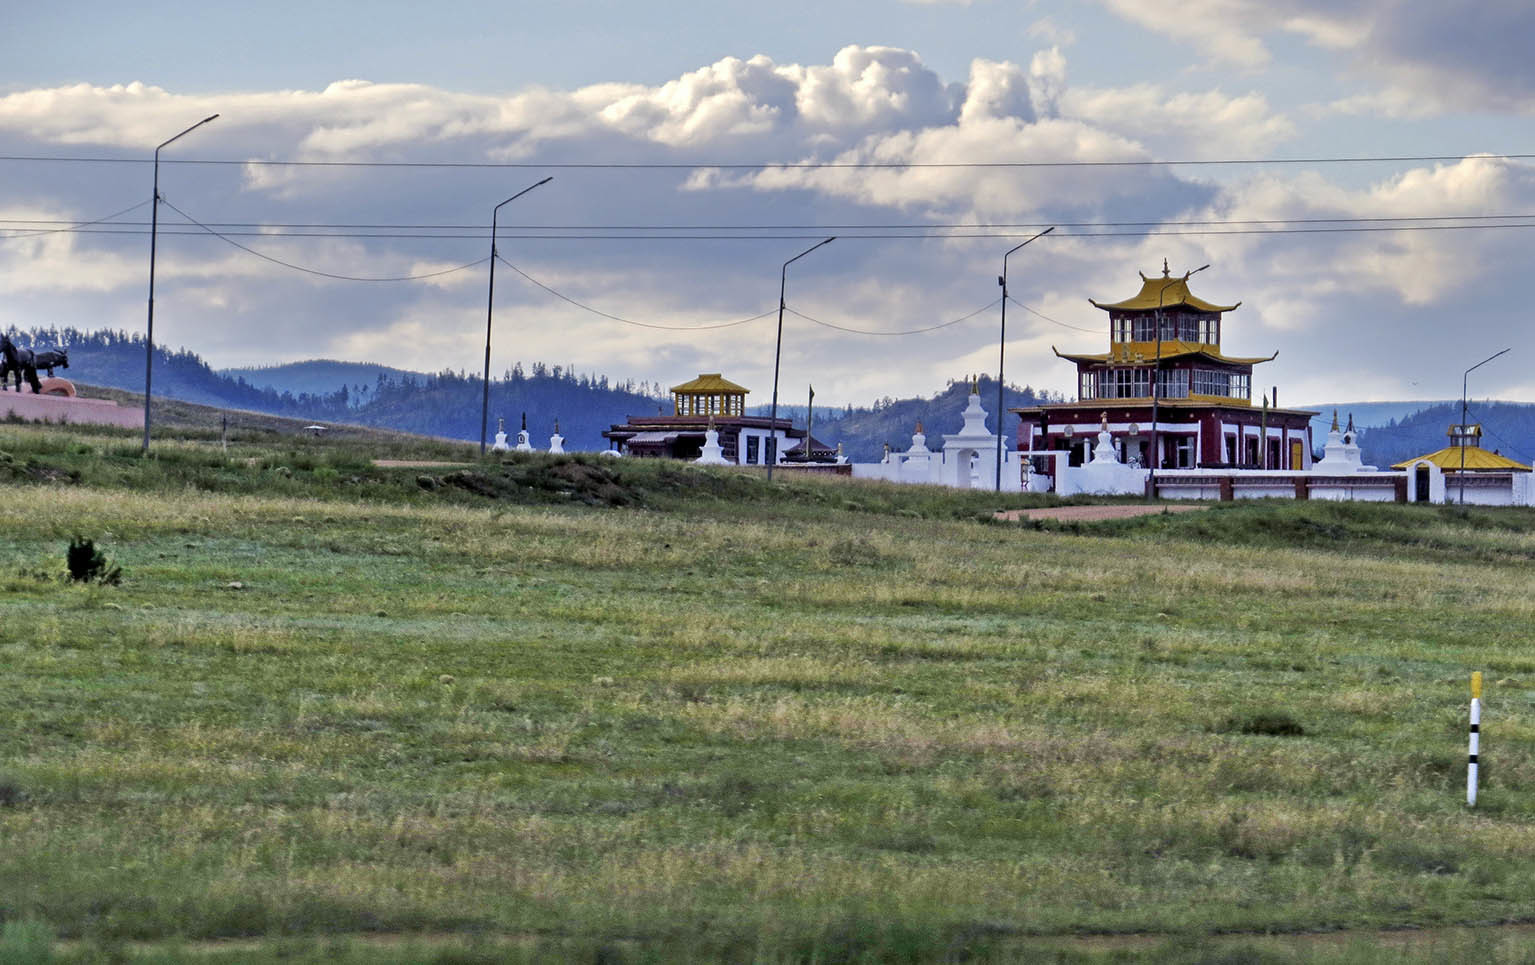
[784,298,1000,336]
[0,199,152,238]
[493,253,772,330]
[159,198,489,281]
[11,212,1535,230]
[4,151,1535,170]
[15,222,1535,241]
[1008,296,1101,334]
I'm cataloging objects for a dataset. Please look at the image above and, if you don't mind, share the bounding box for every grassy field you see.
[2,421,1535,962]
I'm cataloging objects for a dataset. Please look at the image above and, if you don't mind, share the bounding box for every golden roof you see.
[1090,267,1240,313]
[1391,447,1531,472]
[671,373,749,395]
[1052,345,1276,366]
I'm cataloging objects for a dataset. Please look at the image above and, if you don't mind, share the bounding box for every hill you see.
[4,327,668,450]
[219,359,422,399]
[1357,400,1535,468]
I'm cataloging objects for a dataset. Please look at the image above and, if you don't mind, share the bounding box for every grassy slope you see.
[2,422,1535,962]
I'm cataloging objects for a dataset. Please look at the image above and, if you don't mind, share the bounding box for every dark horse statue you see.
[0,336,42,393]
[32,348,68,377]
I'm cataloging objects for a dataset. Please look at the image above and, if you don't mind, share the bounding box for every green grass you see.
[2,421,1534,962]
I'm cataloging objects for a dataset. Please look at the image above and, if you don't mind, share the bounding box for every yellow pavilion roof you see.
[1390,447,1531,472]
[671,373,749,395]
[1053,345,1276,366]
[1090,268,1240,313]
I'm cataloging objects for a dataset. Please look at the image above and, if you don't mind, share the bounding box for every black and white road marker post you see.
[1468,671,1482,807]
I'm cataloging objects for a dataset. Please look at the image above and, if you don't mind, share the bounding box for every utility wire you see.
[0,199,152,238]
[14,222,1535,241]
[4,151,1535,170]
[1462,400,1534,463]
[159,199,489,282]
[784,299,1000,336]
[1008,296,1101,334]
[493,253,772,330]
[11,212,1535,230]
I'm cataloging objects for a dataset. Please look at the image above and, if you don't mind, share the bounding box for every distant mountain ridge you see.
[220,360,422,399]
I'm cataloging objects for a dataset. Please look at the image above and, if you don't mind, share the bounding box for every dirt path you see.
[372,459,469,468]
[996,503,1210,523]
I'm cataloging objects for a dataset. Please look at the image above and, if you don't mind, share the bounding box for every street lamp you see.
[1147,263,1208,499]
[766,237,835,482]
[143,114,218,453]
[995,226,1055,492]
[1458,347,1511,504]
[480,177,553,455]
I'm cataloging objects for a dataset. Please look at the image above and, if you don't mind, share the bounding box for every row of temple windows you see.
[1080,368,1250,401]
[1110,313,1221,345]
[674,393,746,416]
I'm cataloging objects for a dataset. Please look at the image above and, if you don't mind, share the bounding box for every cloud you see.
[1096,0,1535,115]
[1,44,1530,409]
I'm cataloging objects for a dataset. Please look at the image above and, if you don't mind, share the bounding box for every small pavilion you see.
[604,373,805,464]
[671,373,749,418]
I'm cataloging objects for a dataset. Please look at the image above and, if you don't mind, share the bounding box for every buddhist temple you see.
[603,373,809,463]
[1010,263,1317,474]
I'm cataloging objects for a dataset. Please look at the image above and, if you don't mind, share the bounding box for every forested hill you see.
[1357,401,1535,469]
[3,327,667,450]
[4,328,1052,455]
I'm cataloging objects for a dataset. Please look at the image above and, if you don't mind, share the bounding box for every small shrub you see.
[1218,711,1305,737]
[65,537,121,585]
[0,774,27,808]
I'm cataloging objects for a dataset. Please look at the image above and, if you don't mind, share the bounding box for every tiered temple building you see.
[1011,264,1317,471]
[603,373,826,463]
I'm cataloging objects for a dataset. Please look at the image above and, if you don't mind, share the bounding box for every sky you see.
[3,0,1535,408]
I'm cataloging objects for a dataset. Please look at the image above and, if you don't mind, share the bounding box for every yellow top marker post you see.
[1472,671,1483,699]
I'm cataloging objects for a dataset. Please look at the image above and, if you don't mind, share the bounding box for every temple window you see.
[1192,369,1229,396]
[746,436,759,464]
[1173,436,1195,468]
[1157,369,1189,399]
[1113,316,1133,342]
[1201,315,1220,345]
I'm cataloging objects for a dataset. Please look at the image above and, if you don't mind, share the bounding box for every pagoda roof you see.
[1009,400,1319,418]
[1052,345,1277,366]
[1390,447,1531,472]
[1090,268,1240,313]
[671,373,749,394]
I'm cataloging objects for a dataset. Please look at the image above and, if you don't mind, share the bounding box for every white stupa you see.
[491,417,510,452]
[1313,411,1373,472]
[549,419,565,454]
[1067,411,1148,495]
[695,418,729,465]
[514,413,534,452]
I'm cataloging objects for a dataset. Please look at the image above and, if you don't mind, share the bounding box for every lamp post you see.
[143,114,218,453]
[1147,263,1208,499]
[766,237,835,482]
[995,226,1055,491]
[480,176,553,455]
[1458,347,1511,504]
